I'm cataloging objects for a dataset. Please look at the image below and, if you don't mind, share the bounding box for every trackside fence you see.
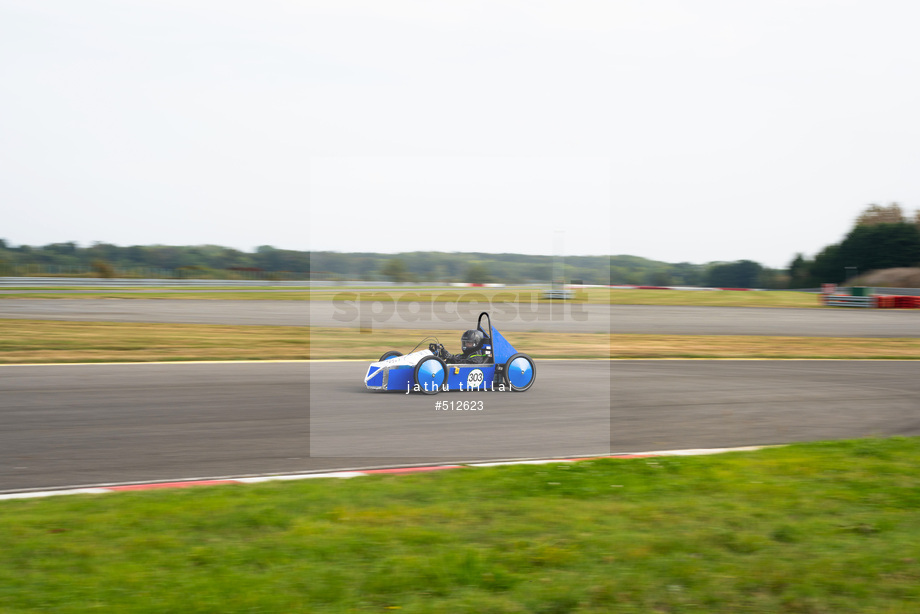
[821,286,920,308]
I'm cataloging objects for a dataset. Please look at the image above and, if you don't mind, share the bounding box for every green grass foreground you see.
[2,438,919,612]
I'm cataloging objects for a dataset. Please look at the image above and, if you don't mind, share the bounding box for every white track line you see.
[0,446,769,502]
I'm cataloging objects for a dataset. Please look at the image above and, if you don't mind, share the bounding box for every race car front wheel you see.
[414,356,447,395]
[378,350,402,361]
[503,353,536,392]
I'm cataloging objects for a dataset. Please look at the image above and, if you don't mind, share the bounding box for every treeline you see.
[310,252,614,285]
[0,238,787,287]
[608,256,784,288]
[0,241,310,279]
[4,203,916,286]
[789,203,920,286]
[619,202,920,288]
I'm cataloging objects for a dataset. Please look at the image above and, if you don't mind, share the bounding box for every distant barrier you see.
[823,295,875,308]
[875,295,920,308]
[821,286,920,308]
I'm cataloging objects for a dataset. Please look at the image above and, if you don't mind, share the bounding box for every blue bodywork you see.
[364,312,527,393]
[488,327,517,364]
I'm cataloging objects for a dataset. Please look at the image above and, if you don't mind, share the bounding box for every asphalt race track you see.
[0,299,310,326]
[2,299,920,335]
[3,298,919,491]
[3,359,919,492]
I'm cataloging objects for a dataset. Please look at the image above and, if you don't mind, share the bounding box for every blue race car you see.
[364,312,536,394]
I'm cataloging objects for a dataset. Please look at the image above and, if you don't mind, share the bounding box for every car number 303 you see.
[466,369,484,387]
[435,400,483,411]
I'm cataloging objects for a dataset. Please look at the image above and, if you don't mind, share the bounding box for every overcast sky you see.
[2,1,919,268]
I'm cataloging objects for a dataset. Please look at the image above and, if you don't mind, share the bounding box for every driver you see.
[436,330,490,364]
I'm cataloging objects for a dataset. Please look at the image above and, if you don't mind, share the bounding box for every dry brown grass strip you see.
[609,334,920,359]
[1,320,918,363]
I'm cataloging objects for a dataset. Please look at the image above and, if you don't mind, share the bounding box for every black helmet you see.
[460,329,484,354]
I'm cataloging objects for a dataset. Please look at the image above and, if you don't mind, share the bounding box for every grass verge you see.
[0,287,825,307]
[2,321,920,362]
[607,334,920,360]
[0,320,310,363]
[606,289,820,308]
[1,438,919,612]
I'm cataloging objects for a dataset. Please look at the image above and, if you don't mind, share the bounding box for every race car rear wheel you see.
[378,350,402,361]
[503,353,536,392]
[414,356,447,395]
